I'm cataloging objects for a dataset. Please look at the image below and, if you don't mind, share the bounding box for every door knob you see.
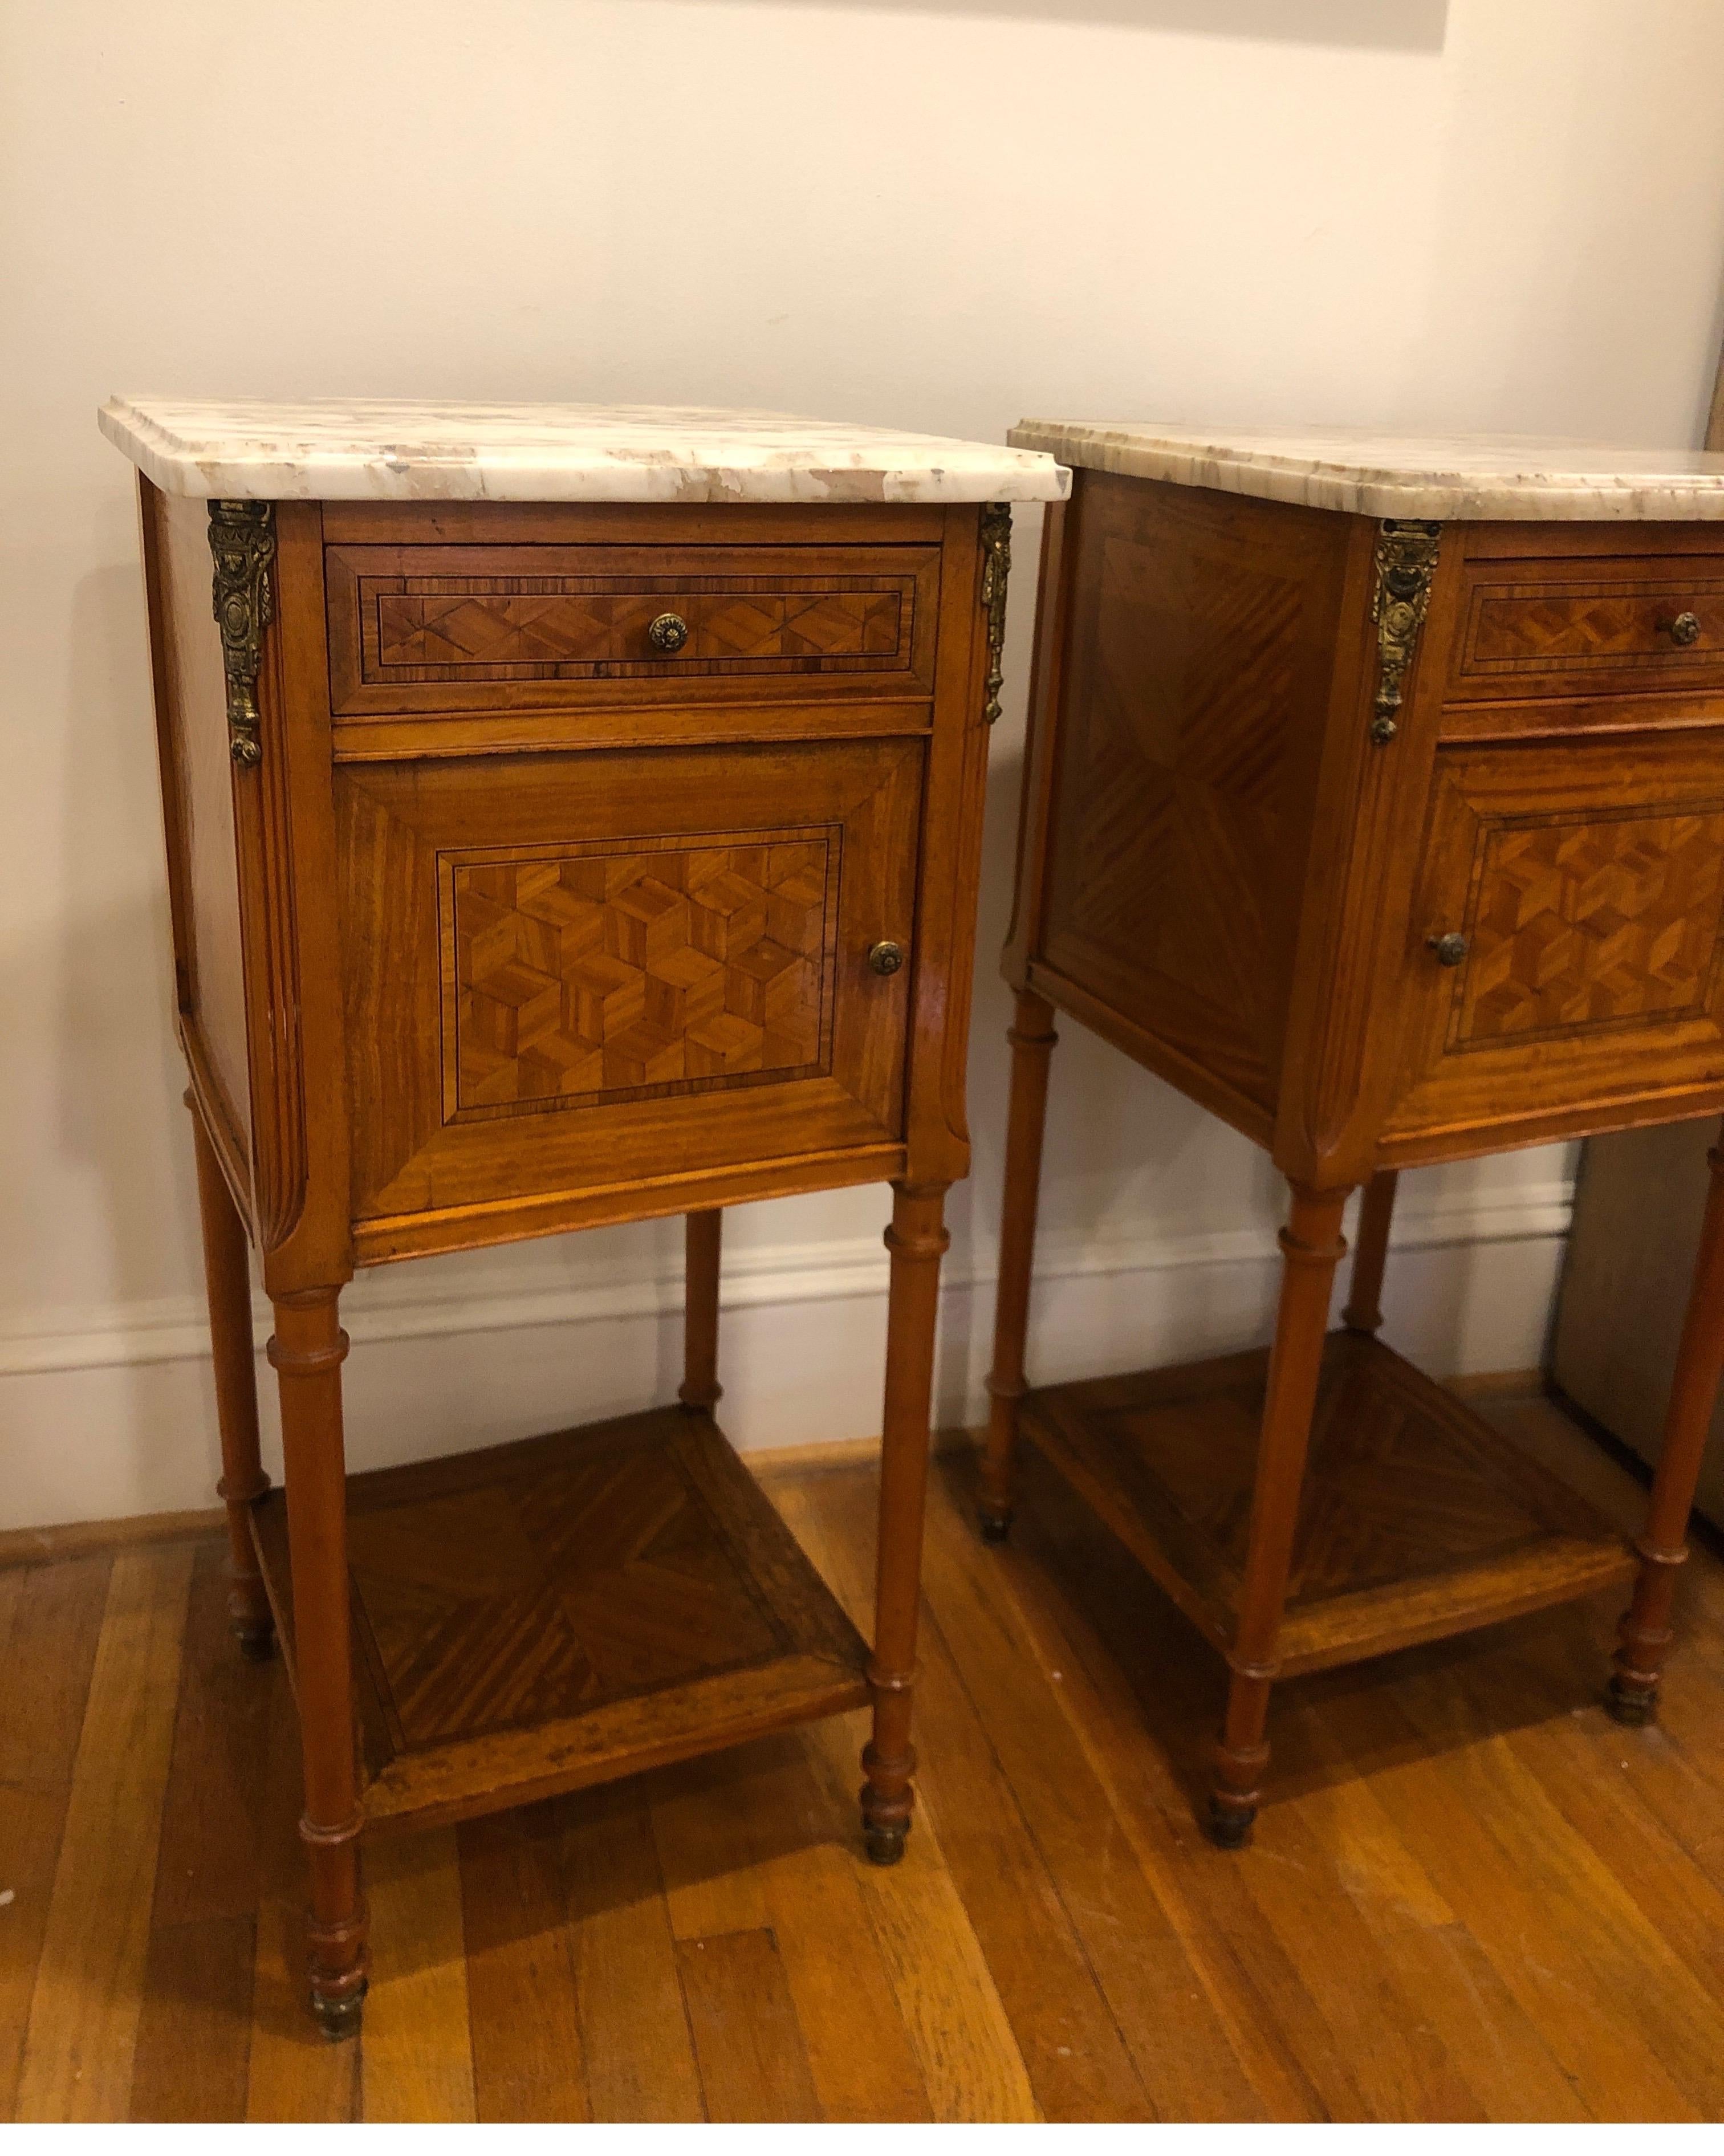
[868,940,905,976]
[1426,931,1469,967]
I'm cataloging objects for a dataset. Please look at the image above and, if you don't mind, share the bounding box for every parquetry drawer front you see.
[1448,556,1724,700]
[326,542,940,715]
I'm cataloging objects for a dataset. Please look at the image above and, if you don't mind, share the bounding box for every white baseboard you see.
[0,1180,1572,1531]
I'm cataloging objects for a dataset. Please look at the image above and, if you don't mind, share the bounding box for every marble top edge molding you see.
[1007,420,1724,521]
[99,396,1070,505]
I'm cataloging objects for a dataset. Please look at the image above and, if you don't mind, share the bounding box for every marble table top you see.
[1005,421,1724,520]
[99,396,1068,506]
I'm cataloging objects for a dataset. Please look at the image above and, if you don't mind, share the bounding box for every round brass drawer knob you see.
[1427,931,1469,967]
[868,939,905,977]
[1668,610,1702,646]
[647,612,690,654]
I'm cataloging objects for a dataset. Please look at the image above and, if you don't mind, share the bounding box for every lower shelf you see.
[1019,1330,1636,1677]
[254,1405,869,1832]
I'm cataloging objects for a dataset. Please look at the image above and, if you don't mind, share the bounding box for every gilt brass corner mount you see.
[979,502,1012,725]
[208,499,277,767]
[1369,518,1441,746]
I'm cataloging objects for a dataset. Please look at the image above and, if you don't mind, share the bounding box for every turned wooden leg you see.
[1341,1169,1397,1337]
[1608,1122,1724,1726]
[269,1288,367,2039]
[1210,1183,1351,1848]
[861,1181,950,1865]
[980,990,1058,1543]
[186,1093,274,1660]
[678,1209,723,1415]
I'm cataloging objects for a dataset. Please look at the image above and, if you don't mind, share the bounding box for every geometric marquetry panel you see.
[372,580,907,677]
[1451,808,1724,1047]
[447,829,837,1116]
[1041,495,1319,1113]
[250,1407,871,1821]
[347,1438,782,1746]
[1017,1331,1632,1674]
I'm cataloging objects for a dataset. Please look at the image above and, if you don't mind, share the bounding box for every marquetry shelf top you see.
[99,395,1070,507]
[1006,420,1724,521]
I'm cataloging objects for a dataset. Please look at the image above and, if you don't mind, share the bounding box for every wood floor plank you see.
[648,1733,931,2120]
[243,1661,359,2124]
[1401,1653,1724,2115]
[127,1539,273,2121]
[798,1709,1038,2123]
[14,1543,195,2122]
[920,1475,1272,2122]
[0,1555,112,2116]
[779,1472,1107,2121]
[1276,1692,1587,2124]
[128,1914,256,2122]
[1240,1800,1483,2121]
[146,1540,273,1928]
[360,1827,476,2123]
[457,1805,590,2123]
[1317,1678,1697,2121]
[983,1451,1371,2118]
[562,1781,704,2123]
[677,1927,821,2122]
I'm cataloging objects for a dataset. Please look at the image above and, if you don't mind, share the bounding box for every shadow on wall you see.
[718,0,1447,50]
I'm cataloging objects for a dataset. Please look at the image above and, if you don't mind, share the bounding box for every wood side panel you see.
[1038,473,1349,1120]
[153,491,254,1184]
[1001,498,1072,991]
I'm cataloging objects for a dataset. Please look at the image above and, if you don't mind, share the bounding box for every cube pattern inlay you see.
[1453,808,1724,1046]
[451,835,835,1112]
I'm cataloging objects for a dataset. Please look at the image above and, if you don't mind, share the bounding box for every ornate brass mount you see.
[208,501,277,767]
[979,502,1012,724]
[1369,518,1441,746]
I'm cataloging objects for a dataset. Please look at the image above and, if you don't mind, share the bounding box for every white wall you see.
[4,0,1723,1528]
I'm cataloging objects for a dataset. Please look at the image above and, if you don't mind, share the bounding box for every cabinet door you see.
[1383,732,1724,1149]
[340,739,921,1227]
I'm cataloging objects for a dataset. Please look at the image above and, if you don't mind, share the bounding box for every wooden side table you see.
[984,422,1724,1846]
[103,396,1066,2033]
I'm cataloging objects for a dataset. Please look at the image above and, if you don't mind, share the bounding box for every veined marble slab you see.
[100,396,1068,506]
[1006,421,1724,521]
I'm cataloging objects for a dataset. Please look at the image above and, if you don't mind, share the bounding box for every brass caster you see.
[863,1822,908,1866]
[1206,1796,1256,1850]
[310,1982,366,2042]
[1604,1674,1658,1728]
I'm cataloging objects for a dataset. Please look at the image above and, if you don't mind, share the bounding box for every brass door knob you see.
[648,612,690,653]
[1427,931,1469,967]
[868,940,905,977]
[1666,610,1702,646]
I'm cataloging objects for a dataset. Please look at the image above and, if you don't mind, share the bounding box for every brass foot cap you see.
[310,1984,367,2042]
[1206,1798,1256,1851]
[1604,1676,1658,1728]
[978,1508,1013,1546]
[863,1823,908,1867]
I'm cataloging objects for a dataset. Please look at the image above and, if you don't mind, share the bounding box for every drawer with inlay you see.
[1445,552,1724,702]
[325,540,942,719]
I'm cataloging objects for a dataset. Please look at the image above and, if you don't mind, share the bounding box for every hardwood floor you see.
[6,1391,1724,2122]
